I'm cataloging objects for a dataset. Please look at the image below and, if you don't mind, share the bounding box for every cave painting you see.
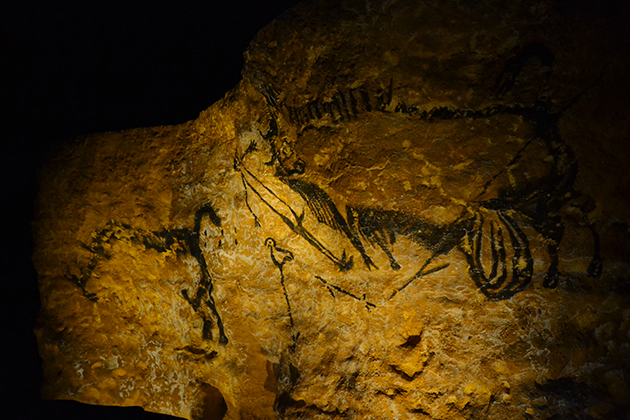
[66,43,602,348]
[35,0,630,417]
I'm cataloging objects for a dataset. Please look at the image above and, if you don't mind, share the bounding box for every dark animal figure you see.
[242,43,602,301]
[66,204,229,344]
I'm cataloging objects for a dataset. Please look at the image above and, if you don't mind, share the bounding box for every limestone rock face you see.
[33,0,630,419]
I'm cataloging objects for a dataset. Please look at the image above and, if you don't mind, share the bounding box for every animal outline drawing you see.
[64,42,603,346]
[238,42,603,301]
[66,204,229,344]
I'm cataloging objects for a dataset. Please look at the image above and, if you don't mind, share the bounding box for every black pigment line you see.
[337,90,352,121]
[266,238,296,328]
[348,89,359,118]
[240,173,262,227]
[315,276,376,309]
[390,255,450,300]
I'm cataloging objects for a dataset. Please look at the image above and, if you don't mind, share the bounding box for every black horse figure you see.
[66,204,229,344]
[239,43,602,301]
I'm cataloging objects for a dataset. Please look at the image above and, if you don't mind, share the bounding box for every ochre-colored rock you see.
[34,0,630,419]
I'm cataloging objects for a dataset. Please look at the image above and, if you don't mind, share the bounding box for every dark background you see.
[1,1,300,419]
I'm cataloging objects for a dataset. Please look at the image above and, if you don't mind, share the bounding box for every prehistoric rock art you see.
[34,0,630,419]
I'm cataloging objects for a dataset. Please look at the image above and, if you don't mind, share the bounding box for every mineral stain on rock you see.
[34,0,630,419]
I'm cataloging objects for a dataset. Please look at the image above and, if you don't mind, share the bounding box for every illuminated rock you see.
[34,0,630,419]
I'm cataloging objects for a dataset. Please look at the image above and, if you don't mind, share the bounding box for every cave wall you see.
[34,0,630,418]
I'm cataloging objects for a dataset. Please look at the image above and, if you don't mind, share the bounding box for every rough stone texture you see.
[33,0,630,419]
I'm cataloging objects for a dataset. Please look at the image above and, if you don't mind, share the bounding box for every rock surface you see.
[33,0,630,419]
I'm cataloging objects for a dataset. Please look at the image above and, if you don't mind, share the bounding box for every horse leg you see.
[586,221,603,277]
[536,216,564,289]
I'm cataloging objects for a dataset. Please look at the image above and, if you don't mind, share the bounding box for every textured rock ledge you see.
[34,0,630,419]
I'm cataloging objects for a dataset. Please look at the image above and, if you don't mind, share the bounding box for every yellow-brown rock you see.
[33,0,630,419]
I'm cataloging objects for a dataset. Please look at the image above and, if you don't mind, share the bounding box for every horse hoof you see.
[587,258,603,278]
[543,271,559,289]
